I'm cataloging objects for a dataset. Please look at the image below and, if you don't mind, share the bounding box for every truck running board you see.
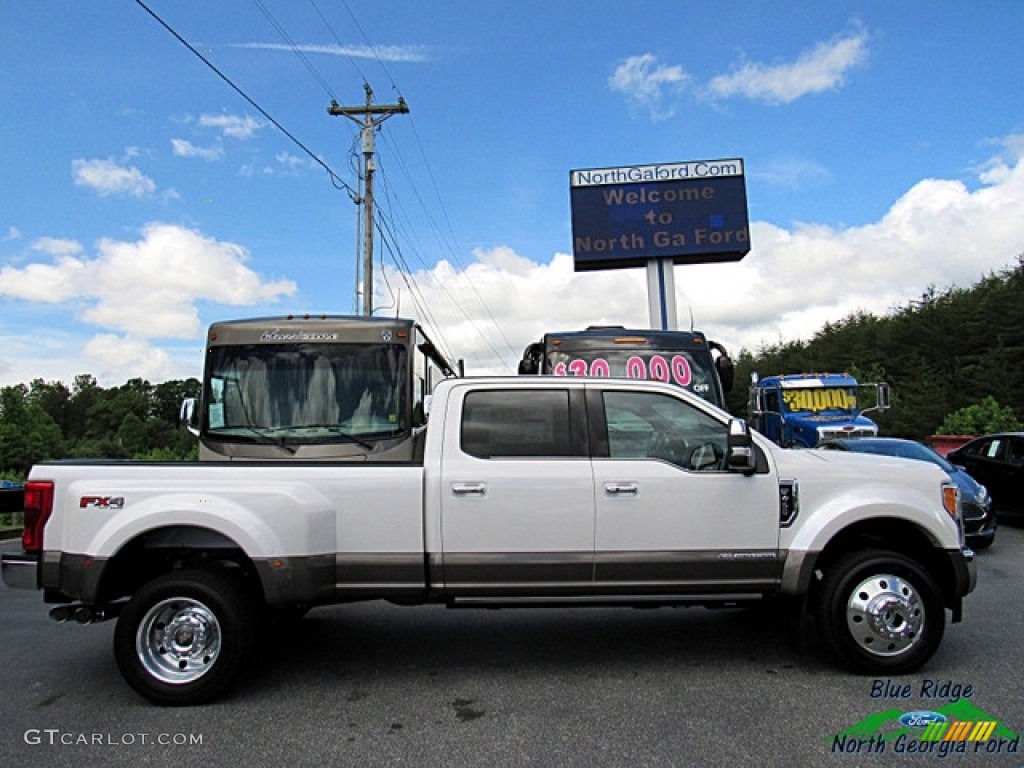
[446,594,767,609]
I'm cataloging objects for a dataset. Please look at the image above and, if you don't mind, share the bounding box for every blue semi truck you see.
[748,372,890,448]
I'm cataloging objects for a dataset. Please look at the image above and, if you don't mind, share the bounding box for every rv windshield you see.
[204,343,407,443]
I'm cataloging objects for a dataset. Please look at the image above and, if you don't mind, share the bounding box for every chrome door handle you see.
[604,482,638,496]
[451,482,487,497]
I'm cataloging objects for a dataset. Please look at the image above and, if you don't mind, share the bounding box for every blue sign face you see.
[569,159,750,271]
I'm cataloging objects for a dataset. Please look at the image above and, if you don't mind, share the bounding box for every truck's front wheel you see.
[816,550,944,674]
[114,569,255,706]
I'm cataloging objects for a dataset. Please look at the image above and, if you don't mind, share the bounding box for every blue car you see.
[818,437,996,550]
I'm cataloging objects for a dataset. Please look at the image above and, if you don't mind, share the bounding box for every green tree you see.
[936,396,1023,436]
[1,375,202,472]
[0,385,64,474]
[28,379,72,434]
[116,412,149,455]
[66,374,101,442]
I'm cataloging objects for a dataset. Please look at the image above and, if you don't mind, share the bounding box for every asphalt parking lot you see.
[1,527,1021,768]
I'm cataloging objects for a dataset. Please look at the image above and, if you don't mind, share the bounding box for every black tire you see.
[114,569,255,706]
[815,549,945,674]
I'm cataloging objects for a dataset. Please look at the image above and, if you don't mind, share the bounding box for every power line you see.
[372,179,512,369]
[304,0,521,367]
[375,133,521,367]
[253,0,337,102]
[134,0,357,201]
[308,0,370,86]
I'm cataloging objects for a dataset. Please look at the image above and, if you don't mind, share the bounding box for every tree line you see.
[723,258,1024,439]
[0,375,200,479]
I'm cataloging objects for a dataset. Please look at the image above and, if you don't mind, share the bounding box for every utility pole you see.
[328,83,409,316]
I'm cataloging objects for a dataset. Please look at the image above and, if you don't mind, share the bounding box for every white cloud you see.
[753,157,832,189]
[237,153,314,178]
[610,28,867,119]
[382,249,651,373]
[198,114,262,139]
[72,157,157,197]
[608,54,689,121]
[5,227,22,241]
[0,328,199,388]
[31,237,83,256]
[275,152,309,171]
[82,334,192,383]
[386,140,1024,372]
[0,223,297,338]
[171,138,224,161]
[0,329,86,385]
[231,42,429,63]
[707,28,869,104]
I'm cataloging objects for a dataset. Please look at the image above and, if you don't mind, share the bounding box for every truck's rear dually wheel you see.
[114,569,255,706]
[816,549,944,674]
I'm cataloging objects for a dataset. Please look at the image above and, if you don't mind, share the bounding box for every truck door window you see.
[601,391,727,471]
[461,390,575,458]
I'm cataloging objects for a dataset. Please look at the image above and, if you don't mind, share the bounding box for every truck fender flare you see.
[88,495,286,562]
[781,498,951,595]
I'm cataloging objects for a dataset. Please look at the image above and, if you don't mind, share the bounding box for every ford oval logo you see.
[899,711,948,728]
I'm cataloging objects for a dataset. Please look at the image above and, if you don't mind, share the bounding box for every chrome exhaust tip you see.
[48,605,73,623]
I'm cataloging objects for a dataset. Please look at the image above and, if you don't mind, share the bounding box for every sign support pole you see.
[646,259,678,330]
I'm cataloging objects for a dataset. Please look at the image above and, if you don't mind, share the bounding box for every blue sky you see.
[2,1,1023,385]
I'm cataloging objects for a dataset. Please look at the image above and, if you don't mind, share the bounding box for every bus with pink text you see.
[518,326,734,409]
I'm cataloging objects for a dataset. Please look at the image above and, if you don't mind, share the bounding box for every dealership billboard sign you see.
[569,158,750,271]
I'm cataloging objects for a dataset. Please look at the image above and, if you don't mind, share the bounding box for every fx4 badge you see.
[80,496,125,509]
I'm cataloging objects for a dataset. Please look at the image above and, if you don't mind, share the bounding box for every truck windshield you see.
[546,346,721,407]
[204,343,407,443]
[781,387,857,415]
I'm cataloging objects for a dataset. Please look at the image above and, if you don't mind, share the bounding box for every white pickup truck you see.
[2,377,976,706]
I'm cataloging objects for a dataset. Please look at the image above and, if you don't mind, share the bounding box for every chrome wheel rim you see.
[136,597,221,684]
[845,573,924,657]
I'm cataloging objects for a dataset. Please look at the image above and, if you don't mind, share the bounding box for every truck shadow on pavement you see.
[244,598,828,701]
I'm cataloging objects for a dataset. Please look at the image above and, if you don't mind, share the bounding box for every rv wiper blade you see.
[279,425,376,451]
[235,427,298,454]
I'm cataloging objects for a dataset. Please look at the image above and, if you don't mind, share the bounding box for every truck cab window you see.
[461,390,574,459]
[602,391,727,471]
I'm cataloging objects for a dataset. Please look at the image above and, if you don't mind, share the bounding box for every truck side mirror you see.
[518,342,542,375]
[180,398,200,437]
[748,387,767,414]
[716,354,735,394]
[877,383,890,410]
[726,419,757,475]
